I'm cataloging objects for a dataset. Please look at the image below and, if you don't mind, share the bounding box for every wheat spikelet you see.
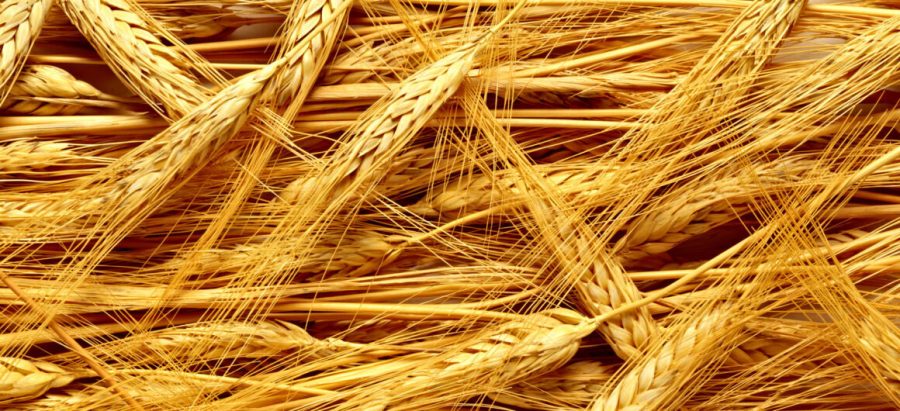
[0,0,52,103]
[58,0,209,117]
[0,65,132,115]
[0,357,78,404]
[488,360,617,410]
[50,321,359,367]
[346,309,594,411]
[592,309,732,411]
[0,140,76,174]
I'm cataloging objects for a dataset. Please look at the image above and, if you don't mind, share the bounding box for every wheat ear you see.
[0,0,52,103]
[592,309,731,411]
[1,65,132,115]
[58,0,209,118]
[318,39,487,198]
[351,309,594,411]
[619,159,822,262]
[51,321,359,367]
[281,146,445,203]
[488,360,617,410]
[0,140,76,174]
[267,0,348,109]
[408,164,616,218]
[159,231,395,278]
[571,251,659,361]
[100,61,276,208]
[0,357,79,404]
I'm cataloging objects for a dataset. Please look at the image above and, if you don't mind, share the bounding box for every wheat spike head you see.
[0,357,75,404]
[364,309,595,411]
[58,0,208,117]
[0,140,73,173]
[108,61,280,207]
[0,0,52,102]
[1,65,115,115]
[593,309,729,411]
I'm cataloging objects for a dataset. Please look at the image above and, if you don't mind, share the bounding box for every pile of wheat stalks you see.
[0,0,898,409]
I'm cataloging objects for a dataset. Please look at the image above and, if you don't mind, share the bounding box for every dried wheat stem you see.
[0,0,52,103]
[310,72,678,103]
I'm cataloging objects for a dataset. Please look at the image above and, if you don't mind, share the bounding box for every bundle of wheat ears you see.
[0,0,898,409]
